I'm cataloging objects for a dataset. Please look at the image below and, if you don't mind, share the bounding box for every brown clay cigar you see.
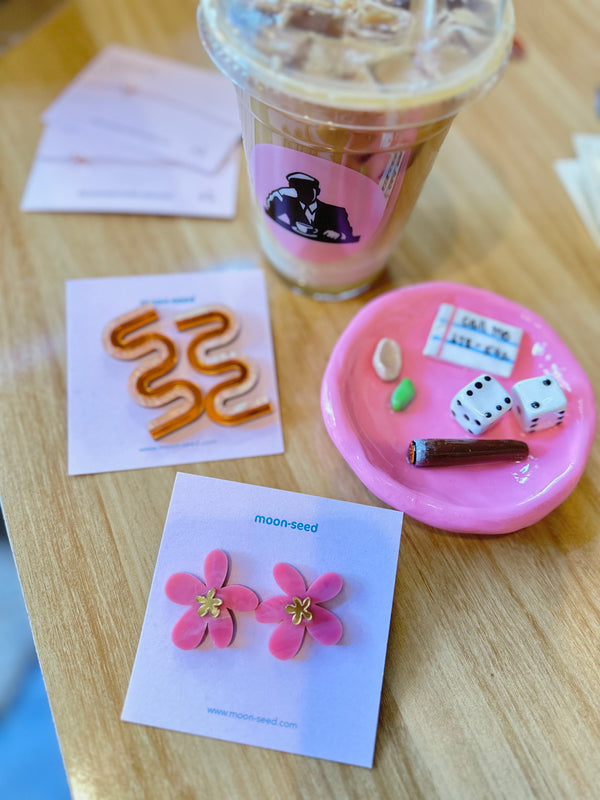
[407,438,529,467]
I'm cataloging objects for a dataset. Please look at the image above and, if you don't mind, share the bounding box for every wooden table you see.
[1,1,599,797]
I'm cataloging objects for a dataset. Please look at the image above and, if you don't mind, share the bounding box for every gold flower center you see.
[195,587,222,618]
[285,596,313,626]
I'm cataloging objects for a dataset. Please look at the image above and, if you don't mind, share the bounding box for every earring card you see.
[121,473,403,768]
[66,264,283,474]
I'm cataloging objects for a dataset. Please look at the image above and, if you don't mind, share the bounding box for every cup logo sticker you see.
[265,171,360,244]
[251,144,389,264]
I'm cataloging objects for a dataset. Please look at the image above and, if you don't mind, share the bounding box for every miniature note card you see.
[21,45,241,218]
[122,473,403,768]
[423,303,523,378]
[66,264,283,475]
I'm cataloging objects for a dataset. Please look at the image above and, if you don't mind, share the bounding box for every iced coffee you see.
[198,1,515,299]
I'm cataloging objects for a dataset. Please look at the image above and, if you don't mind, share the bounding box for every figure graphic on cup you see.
[265,172,360,243]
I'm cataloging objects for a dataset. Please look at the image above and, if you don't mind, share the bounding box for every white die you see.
[511,376,567,433]
[450,374,512,435]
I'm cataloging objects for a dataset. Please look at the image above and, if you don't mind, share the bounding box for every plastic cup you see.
[198,1,515,300]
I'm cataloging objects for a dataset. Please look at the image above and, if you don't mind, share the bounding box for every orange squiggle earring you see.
[176,304,273,426]
[102,304,204,440]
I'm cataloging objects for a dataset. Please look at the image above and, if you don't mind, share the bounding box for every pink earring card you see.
[121,473,403,768]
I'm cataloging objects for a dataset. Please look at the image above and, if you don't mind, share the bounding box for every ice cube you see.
[286,4,346,37]
[350,5,412,41]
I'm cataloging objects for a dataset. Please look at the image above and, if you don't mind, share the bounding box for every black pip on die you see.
[511,376,567,433]
[450,374,512,435]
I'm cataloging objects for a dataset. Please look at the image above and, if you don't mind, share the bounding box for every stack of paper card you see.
[21,45,242,218]
[554,134,600,248]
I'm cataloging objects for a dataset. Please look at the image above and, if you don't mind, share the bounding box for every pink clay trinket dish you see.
[320,282,596,534]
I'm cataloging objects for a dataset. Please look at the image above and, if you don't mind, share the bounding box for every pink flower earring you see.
[255,563,344,660]
[165,549,258,650]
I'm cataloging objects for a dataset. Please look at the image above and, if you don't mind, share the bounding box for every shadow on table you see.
[0,0,65,53]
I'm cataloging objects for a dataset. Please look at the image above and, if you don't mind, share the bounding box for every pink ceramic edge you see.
[320,282,597,534]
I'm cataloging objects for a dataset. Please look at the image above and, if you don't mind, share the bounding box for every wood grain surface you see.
[1,1,599,798]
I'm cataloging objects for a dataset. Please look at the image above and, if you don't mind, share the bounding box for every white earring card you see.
[122,473,403,768]
[66,264,283,474]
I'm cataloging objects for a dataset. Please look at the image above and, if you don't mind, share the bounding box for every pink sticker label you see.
[250,144,396,264]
